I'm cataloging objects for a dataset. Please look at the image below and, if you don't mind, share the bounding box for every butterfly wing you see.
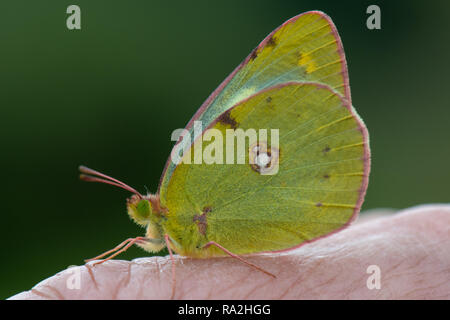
[159,11,351,194]
[160,83,370,256]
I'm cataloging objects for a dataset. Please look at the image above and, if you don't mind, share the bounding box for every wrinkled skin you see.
[9,204,450,299]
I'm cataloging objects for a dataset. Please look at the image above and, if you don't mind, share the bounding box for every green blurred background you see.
[1,0,449,299]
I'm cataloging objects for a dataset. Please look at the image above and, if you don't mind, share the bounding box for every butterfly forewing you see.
[159,11,351,195]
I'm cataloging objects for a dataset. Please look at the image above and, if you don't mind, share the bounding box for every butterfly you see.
[80,11,370,298]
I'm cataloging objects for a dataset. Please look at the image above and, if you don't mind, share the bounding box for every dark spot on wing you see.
[316,202,323,207]
[266,36,277,48]
[250,48,258,61]
[323,174,330,179]
[323,146,331,153]
[218,109,238,129]
[193,206,211,236]
[250,163,261,173]
[203,206,212,213]
[266,96,272,103]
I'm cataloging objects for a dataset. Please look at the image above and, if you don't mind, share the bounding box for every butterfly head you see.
[126,194,156,226]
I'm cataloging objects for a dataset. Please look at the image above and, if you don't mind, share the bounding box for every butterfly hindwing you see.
[161,83,369,256]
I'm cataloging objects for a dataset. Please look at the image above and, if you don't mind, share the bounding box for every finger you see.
[9,204,450,299]
[355,208,397,224]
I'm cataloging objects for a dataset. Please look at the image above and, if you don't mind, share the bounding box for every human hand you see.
[9,204,450,299]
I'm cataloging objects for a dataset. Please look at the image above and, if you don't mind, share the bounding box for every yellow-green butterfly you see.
[80,11,370,297]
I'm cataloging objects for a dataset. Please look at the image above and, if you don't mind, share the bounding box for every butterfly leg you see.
[164,234,176,299]
[202,241,276,278]
[85,236,148,266]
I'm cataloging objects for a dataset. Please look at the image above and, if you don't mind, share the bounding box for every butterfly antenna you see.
[79,165,144,198]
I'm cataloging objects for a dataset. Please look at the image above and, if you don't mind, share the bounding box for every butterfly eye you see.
[126,195,153,226]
